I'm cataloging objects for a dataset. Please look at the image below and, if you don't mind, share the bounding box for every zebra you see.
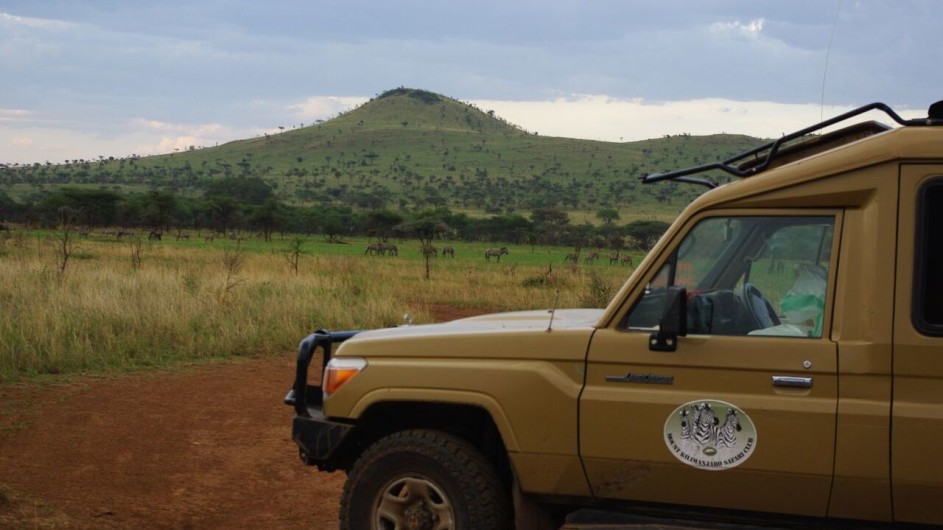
[148,230,162,241]
[421,245,438,258]
[564,251,579,263]
[691,402,719,448]
[679,408,692,440]
[484,247,508,262]
[441,246,455,258]
[608,251,621,266]
[365,242,382,255]
[620,255,634,267]
[717,408,742,448]
[175,231,190,241]
[379,242,398,256]
[583,251,600,264]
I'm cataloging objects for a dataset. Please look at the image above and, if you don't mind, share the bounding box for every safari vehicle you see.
[285,100,943,529]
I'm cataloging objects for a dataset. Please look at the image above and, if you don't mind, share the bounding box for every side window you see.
[625,216,835,338]
[914,180,943,334]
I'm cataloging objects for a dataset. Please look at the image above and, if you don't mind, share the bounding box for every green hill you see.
[1,88,764,223]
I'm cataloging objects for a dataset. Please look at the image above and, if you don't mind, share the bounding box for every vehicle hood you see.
[335,308,603,361]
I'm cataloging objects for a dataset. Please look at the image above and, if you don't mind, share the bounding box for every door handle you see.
[772,376,813,388]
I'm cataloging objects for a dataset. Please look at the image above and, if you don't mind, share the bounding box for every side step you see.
[561,509,798,530]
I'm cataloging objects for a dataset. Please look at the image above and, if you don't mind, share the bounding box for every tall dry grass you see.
[0,234,629,382]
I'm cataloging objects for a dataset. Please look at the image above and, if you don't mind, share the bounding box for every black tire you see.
[339,429,512,530]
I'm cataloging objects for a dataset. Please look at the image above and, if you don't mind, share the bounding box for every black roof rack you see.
[641,101,941,189]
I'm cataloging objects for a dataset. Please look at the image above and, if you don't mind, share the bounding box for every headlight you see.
[323,357,367,398]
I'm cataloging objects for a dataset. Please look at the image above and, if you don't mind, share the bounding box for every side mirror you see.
[649,286,687,352]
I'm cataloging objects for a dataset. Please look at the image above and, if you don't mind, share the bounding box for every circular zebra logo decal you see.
[664,400,756,471]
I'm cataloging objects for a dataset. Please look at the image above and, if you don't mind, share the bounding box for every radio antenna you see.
[820,0,843,121]
[546,290,559,332]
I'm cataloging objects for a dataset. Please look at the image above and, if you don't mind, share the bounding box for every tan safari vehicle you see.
[285,101,943,529]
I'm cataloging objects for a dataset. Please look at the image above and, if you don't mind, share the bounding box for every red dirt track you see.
[0,306,487,529]
[0,356,345,529]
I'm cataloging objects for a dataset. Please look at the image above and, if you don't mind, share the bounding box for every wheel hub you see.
[404,500,437,530]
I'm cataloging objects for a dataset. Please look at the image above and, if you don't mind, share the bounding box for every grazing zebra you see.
[583,251,600,264]
[609,251,621,266]
[484,247,508,262]
[365,242,382,255]
[717,408,742,448]
[148,230,162,241]
[175,231,190,241]
[620,255,634,267]
[379,242,398,256]
[441,246,455,258]
[564,251,579,263]
[421,245,438,258]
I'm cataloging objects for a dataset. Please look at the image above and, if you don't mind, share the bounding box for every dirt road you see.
[1,355,345,529]
[0,306,492,529]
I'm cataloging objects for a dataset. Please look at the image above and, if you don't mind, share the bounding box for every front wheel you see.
[339,429,511,530]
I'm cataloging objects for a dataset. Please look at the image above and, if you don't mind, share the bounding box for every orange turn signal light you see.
[323,357,367,397]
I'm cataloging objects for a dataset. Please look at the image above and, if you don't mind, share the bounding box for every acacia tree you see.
[624,220,670,250]
[284,237,306,275]
[365,209,403,242]
[530,207,570,245]
[398,212,450,280]
[52,223,80,280]
[595,208,620,225]
[141,190,179,232]
[251,198,285,242]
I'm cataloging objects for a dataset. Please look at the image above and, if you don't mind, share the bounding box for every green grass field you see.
[0,230,638,382]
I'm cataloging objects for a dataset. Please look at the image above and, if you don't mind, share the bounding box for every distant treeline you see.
[0,177,669,250]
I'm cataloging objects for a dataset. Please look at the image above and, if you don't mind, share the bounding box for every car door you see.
[891,166,943,526]
[580,210,840,517]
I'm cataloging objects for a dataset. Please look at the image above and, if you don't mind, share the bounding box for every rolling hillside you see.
[1,88,765,223]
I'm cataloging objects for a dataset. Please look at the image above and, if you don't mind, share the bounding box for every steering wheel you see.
[737,282,781,330]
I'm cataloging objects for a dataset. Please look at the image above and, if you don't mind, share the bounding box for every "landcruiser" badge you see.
[664,400,756,471]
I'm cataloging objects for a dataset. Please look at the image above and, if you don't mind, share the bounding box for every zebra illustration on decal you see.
[665,400,756,470]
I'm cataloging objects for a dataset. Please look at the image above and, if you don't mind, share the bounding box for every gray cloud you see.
[1,0,941,163]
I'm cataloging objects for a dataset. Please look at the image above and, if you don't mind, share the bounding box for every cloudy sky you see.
[1,0,940,165]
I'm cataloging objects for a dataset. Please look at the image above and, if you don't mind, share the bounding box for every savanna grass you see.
[0,234,634,382]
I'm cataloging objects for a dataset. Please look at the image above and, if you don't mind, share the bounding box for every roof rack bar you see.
[641,101,921,186]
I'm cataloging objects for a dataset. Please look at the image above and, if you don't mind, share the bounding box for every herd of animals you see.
[366,242,634,265]
[0,224,635,266]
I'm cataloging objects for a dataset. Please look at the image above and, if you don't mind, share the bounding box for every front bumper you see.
[284,329,361,470]
[292,410,355,469]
